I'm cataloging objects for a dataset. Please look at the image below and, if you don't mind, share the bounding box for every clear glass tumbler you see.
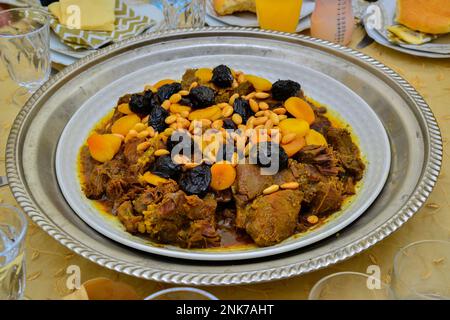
[392,240,450,300]
[0,8,51,93]
[0,204,27,300]
[161,0,206,30]
[309,271,392,300]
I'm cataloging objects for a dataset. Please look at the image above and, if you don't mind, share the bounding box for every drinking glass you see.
[0,204,27,300]
[144,287,219,300]
[311,0,354,45]
[161,0,206,30]
[255,0,302,33]
[0,8,51,94]
[309,272,392,300]
[392,240,450,300]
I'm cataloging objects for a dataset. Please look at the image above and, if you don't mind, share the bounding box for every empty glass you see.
[309,271,392,300]
[0,8,51,93]
[392,240,450,300]
[144,287,218,300]
[161,0,206,30]
[0,204,27,300]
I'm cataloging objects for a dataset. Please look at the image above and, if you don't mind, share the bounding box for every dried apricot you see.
[245,75,272,92]
[111,114,141,136]
[87,133,122,163]
[188,105,221,121]
[281,134,306,157]
[305,129,328,146]
[210,163,236,191]
[284,97,315,124]
[279,118,310,137]
[195,68,213,83]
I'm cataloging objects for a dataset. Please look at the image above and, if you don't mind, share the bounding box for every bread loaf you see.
[213,0,256,16]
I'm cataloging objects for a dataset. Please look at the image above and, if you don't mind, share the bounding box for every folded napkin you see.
[49,0,116,32]
[48,0,155,50]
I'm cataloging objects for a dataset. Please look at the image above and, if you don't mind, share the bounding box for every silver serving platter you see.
[6,28,442,285]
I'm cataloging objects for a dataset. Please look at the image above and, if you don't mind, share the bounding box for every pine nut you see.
[201,119,212,128]
[165,115,177,124]
[162,100,171,110]
[273,107,287,115]
[263,184,279,195]
[137,141,151,152]
[270,112,279,125]
[280,182,300,190]
[133,122,146,132]
[137,130,150,139]
[179,90,189,96]
[173,154,190,164]
[189,81,198,90]
[155,149,170,156]
[265,119,273,130]
[282,133,297,144]
[180,110,190,118]
[147,126,155,137]
[217,102,230,109]
[222,105,234,118]
[278,115,288,121]
[238,74,246,84]
[254,124,265,130]
[169,93,182,104]
[169,123,178,129]
[212,120,223,130]
[249,99,259,113]
[163,128,174,136]
[307,215,319,224]
[255,110,266,117]
[229,93,239,105]
[259,102,269,110]
[232,113,243,125]
[255,92,270,99]
[244,92,256,100]
[232,79,239,88]
[125,129,138,142]
[253,116,268,126]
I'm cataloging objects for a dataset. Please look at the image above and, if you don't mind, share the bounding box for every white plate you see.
[364,0,450,58]
[55,57,391,261]
[206,0,314,28]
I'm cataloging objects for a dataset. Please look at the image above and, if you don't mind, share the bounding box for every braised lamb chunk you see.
[117,201,142,233]
[84,165,109,199]
[307,177,344,215]
[142,191,219,248]
[132,181,179,214]
[297,145,344,176]
[241,190,303,246]
[310,114,331,135]
[326,127,365,180]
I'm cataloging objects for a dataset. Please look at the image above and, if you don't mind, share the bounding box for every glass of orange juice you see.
[255,0,303,33]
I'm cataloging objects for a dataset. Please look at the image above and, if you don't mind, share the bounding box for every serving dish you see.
[5,28,442,284]
[55,62,389,261]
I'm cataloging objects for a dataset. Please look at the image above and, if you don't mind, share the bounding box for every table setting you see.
[0,0,449,303]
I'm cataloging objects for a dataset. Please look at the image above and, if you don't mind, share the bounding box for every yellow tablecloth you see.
[0,26,449,300]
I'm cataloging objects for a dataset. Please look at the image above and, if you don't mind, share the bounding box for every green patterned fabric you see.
[48,0,155,50]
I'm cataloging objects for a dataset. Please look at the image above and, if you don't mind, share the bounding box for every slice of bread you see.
[396,0,450,34]
[213,0,256,16]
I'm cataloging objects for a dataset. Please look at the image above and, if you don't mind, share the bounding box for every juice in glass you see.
[255,0,303,33]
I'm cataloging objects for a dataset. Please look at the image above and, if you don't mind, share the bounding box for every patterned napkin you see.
[48,0,155,50]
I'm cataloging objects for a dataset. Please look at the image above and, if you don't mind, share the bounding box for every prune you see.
[189,86,216,109]
[157,82,182,101]
[179,164,212,196]
[233,98,254,123]
[179,97,193,107]
[153,155,181,179]
[129,91,159,116]
[212,65,234,88]
[271,80,301,101]
[253,141,289,171]
[222,118,237,130]
[148,105,169,133]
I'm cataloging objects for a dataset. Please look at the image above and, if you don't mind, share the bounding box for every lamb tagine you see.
[78,65,365,249]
